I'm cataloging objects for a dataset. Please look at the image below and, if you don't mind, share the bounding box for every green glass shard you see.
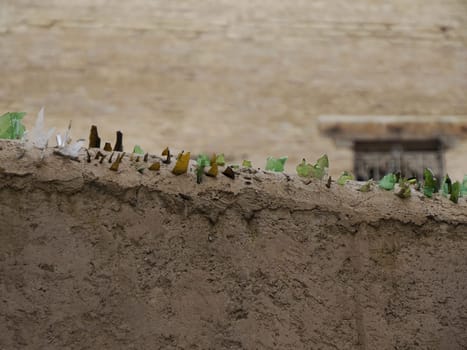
[441,174,452,197]
[379,173,397,191]
[0,112,26,139]
[296,155,328,179]
[196,154,210,184]
[461,175,467,197]
[265,156,287,172]
[337,171,354,185]
[314,154,329,179]
[197,154,210,168]
[450,181,460,204]
[216,153,225,166]
[310,164,326,179]
[396,179,411,199]
[296,159,312,177]
[242,160,252,168]
[196,167,203,184]
[311,154,328,179]
[358,179,374,192]
[423,168,438,198]
[133,145,144,155]
[316,154,329,170]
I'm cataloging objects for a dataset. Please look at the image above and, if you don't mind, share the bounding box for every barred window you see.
[318,115,467,181]
[353,140,444,180]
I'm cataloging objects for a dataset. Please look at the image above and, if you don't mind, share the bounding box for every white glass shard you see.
[26,107,56,150]
[57,139,85,158]
[56,121,72,148]
[56,134,63,147]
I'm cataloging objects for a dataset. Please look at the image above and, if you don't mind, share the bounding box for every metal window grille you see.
[354,139,444,181]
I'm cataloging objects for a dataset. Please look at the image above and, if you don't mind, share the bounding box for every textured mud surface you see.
[0,141,466,349]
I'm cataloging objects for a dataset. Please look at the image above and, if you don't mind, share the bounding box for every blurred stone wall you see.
[1,0,466,176]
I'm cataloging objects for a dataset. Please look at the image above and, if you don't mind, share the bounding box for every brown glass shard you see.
[172,152,190,175]
[326,176,332,188]
[113,131,123,152]
[206,154,218,177]
[143,153,149,162]
[206,163,218,177]
[94,151,104,160]
[222,166,235,179]
[109,161,119,171]
[110,152,125,171]
[148,162,161,171]
[89,125,101,148]
[109,151,115,163]
[162,147,171,164]
[103,142,112,151]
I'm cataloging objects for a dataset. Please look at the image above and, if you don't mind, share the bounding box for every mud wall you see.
[0,141,466,349]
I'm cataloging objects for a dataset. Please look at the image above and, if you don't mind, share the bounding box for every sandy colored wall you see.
[1,0,467,176]
[0,141,466,349]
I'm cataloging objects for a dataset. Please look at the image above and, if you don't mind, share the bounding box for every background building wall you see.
[1,0,466,176]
